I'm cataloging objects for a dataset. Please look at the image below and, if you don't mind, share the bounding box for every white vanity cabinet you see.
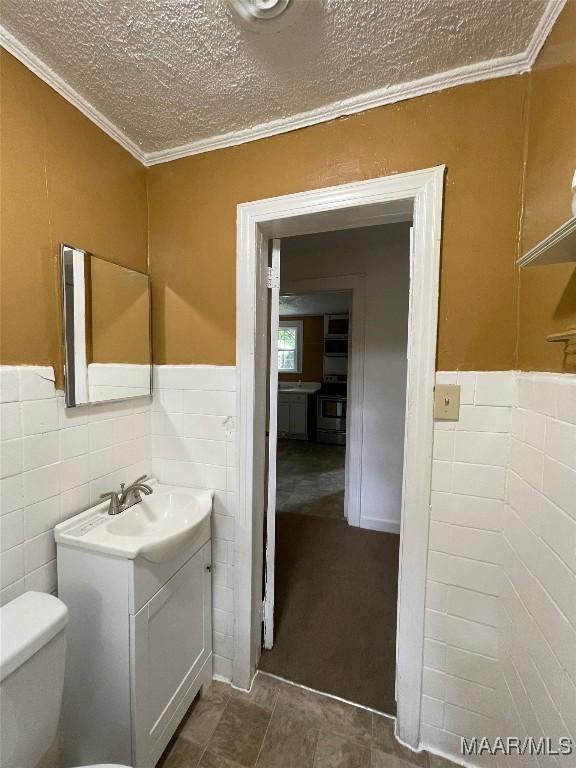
[57,518,212,768]
[131,542,212,765]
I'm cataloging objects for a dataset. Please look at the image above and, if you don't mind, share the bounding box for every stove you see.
[316,388,347,445]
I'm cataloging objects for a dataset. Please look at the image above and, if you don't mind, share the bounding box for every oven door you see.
[317,395,347,432]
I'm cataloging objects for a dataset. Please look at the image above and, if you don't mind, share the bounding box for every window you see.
[278,320,303,373]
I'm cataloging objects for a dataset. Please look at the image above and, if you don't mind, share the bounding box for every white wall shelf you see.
[517,216,576,267]
[546,327,576,343]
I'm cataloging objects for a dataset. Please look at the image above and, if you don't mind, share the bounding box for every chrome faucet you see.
[120,475,153,509]
[100,475,153,515]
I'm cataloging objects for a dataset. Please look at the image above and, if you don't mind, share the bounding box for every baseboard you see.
[360,517,401,534]
[421,744,480,768]
[212,672,233,684]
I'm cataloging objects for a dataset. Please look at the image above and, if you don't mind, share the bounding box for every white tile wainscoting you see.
[501,374,576,768]
[1,364,575,766]
[424,371,576,768]
[0,363,235,681]
[151,365,237,681]
[0,365,151,605]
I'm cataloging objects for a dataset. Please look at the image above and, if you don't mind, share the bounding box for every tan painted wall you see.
[148,76,528,371]
[517,2,576,372]
[0,51,148,385]
[89,257,151,365]
[278,316,324,382]
[3,6,574,375]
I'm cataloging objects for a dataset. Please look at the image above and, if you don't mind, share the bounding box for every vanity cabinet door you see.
[131,541,212,767]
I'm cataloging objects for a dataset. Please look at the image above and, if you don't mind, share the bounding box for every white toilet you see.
[0,591,130,768]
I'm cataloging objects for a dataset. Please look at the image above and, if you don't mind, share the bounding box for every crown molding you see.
[142,0,567,165]
[1,0,566,168]
[143,50,530,166]
[524,0,567,67]
[0,25,146,165]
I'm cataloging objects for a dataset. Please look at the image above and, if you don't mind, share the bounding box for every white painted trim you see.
[144,0,564,166]
[0,25,146,165]
[394,168,443,748]
[144,55,527,166]
[263,239,281,650]
[1,1,563,167]
[235,167,444,750]
[524,0,567,67]
[281,275,365,528]
[361,517,401,535]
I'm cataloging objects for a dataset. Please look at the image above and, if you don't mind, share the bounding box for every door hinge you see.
[267,266,280,289]
[261,599,266,622]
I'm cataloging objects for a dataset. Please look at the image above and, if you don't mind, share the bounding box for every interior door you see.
[263,238,280,649]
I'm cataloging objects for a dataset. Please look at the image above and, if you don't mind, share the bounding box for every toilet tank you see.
[0,592,68,768]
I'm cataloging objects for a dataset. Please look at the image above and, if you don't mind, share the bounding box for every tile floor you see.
[159,673,458,768]
[276,439,346,519]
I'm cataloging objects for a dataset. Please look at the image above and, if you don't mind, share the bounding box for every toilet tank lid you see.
[0,591,68,682]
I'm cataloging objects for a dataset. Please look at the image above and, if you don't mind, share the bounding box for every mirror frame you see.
[60,243,153,407]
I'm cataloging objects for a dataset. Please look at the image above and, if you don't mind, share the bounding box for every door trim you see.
[234,167,445,749]
[263,239,281,649]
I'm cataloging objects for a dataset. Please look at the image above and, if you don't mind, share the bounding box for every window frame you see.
[277,319,303,374]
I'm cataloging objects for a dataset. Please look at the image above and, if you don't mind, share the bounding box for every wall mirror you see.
[60,244,152,407]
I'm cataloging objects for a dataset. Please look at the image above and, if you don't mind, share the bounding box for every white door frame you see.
[263,239,281,650]
[280,276,365,527]
[234,167,445,749]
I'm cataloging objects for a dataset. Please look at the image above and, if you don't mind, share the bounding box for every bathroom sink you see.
[54,482,213,562]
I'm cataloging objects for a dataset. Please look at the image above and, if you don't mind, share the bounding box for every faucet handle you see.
[100,490,121,515]
[131,474,149,486]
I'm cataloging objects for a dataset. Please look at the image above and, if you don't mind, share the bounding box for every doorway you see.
[234,168,444,748]
[259,225,410,715]
[276,290,350,521]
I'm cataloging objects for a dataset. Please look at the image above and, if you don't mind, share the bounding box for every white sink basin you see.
[54,482,213,563]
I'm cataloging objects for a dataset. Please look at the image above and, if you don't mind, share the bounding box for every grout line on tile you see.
[252,683,278,767]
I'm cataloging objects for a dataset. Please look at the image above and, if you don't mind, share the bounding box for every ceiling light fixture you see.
[228,0,292,22]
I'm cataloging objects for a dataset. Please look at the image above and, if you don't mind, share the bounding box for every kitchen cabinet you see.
[277,392,309,438]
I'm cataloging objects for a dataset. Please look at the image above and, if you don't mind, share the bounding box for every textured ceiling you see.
[1,0,548,155]
[280,292,350,316]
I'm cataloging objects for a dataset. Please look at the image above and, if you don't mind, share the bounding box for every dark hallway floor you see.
[276,439,346,519]
[259,512,400,715]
